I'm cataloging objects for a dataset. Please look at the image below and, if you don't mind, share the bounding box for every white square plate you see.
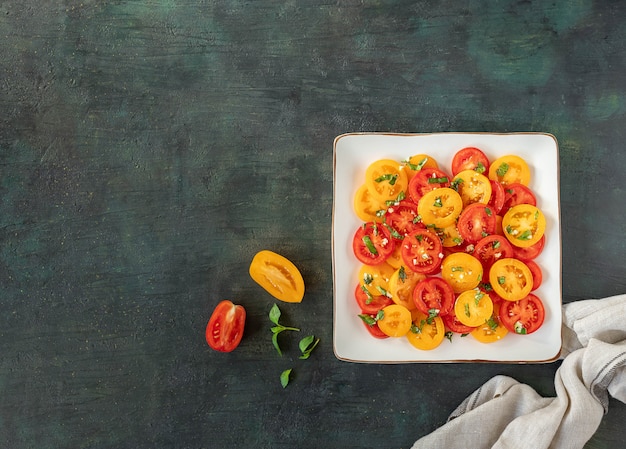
[332,133,562,363]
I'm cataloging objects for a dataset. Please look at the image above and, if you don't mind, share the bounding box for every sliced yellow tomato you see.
[489,258,533,301]
[441,253,483,293]
[417,187,464,228]
[502,204,546,248]
[471,303,509,343]
[377,304,412,337]
[249,250,305,303]
[454,288,493,327]
[404,154,439,179]
[385,244,404,269]
[406,310,446,350]
[364,159,408,203]
[388,266,425,310]
[452,169,492,206]
[439,223,464,248]
[488,155,531,186]
[358,262,395,297]
[353,184,383,222]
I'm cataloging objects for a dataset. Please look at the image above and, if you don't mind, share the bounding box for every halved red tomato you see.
[487,180,505,215]
[501,183,537,214]
[442,308,476,334]
[408,167,451,202]
[359,314,389,339]
[206,300,246,352]
[401,229,443,274]
[354,283,393,315]
[513,235,545,261]
[473,235,515,270]
[451,147,490,175]
[456,202,497,244]
[384,200,422,239]
[500,294,545,335]
[353,222,395,265]
[526,260,543,291]
[412,277,455,316]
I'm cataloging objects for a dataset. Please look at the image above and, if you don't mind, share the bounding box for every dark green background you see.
[2,1,625,448]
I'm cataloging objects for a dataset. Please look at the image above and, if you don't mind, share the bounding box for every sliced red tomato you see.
[401,229,443,274]
[412,277,455,316]
[502,183,537,213]
[526,260,543,291]
[456,202,497,244]
[487,180,505,215]
[353,222,395,265]
[206,300,246,352]
[473,235,515,270]
[500,294,545,335]
[513,235,545,261]
[407,167,451,202]
[354,283,393,314]
[359,315,389,339]
[442,308,476,334]
[384,200,422,239]
[451,147,490,175]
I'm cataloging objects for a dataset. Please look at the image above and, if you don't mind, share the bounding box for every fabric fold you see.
[412,294,626,449]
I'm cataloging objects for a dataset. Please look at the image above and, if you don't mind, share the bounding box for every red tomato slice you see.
[353,222,395,265]
[384,200,422,240]
[513,235,545,261]
[526,260,543,291]
[412,277,455,316]
[442,308,476,334]
[361,317,389,339]
[401,229,443,274]
[206,300,246,352]
[502,183,537,214]
[456,203,497,244]
[407,167,451,202]
[500,294,545,335]
[487,180,505,215]
[354,283,393,314]
[473,235,515,270]
[451,147,490,175]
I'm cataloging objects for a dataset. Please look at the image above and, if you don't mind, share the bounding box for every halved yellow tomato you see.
[452,169,492,206]
[249,250,305,303]
[502,204,546,248]
[489,258,533,301]
[404,154,439,179]
[471,303,509,343]
[406,310,446,350]
[358,262,395,298]
[488,155,531,186]
[388,266,425,310]
[365,159,408,202]
[377,304,412,337]
[439,223,464,248]
[353,184,383,222]
[441,252,483,293]
[417,187,464,228]
[454,288,494,327]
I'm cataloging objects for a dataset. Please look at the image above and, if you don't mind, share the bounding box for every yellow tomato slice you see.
[364,159,408,202]
[406,310,445,350]
[353,184,384,222]
[249,250,305,303]
[385,244,404,269]
[489,258,533,301]
[502,204,547,248]
[439,223,464,248]
[404,154,439,179]
[471,303,509,343]
[488,155,531,186]
[417,187,464,228]
[452,169,492,206]
[454,289,494,327]
[441,253,484,293]
[358,262,395,297]
[388,266,425,310]
[377,304,412,337]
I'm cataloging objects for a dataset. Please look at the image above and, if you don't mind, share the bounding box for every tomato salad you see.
[352,147,547,350]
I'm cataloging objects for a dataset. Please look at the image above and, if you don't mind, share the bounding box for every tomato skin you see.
[360,316,390,339]
[526,260,543,291]
[412,277,455,316]
[353,222,395,265]
[502,183,537,214]
[249,250,305,303]
[473,235,515,270]
[500,294,545,335]
[487,180,505,215]
[456,202,497,244]
[513,235,545,261]
[206,300,246,352]
[401,229,443,274]
[442,309,476,334]
[408,167,451,202]
[451,147,490,175]
[354,283,393,315]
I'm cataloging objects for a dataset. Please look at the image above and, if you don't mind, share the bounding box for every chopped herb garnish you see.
[475,162,486,174]
[375,173,398,185]
[363,272,374,285]
[433,197,443,208]
[464,303,471,317]
[399,266,407,283]
[362,235,378,255]
[450,177,464,191]
[428,176,449,184]
[496,162,509,177]
[485,207,492,216]
[498,276,506,285]
[445,331,454,342]
[517,230,533,241]
[451,266,464,272]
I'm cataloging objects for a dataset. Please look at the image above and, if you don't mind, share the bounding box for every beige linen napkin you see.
[412,294,626,449]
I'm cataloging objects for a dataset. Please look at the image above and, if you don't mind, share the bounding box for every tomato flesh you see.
[457,203,497,244]
[401,229,443,274]
[353,222,395,265]
[206,300,246,352]
[412,277,455,316]
[500,294,545,335]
